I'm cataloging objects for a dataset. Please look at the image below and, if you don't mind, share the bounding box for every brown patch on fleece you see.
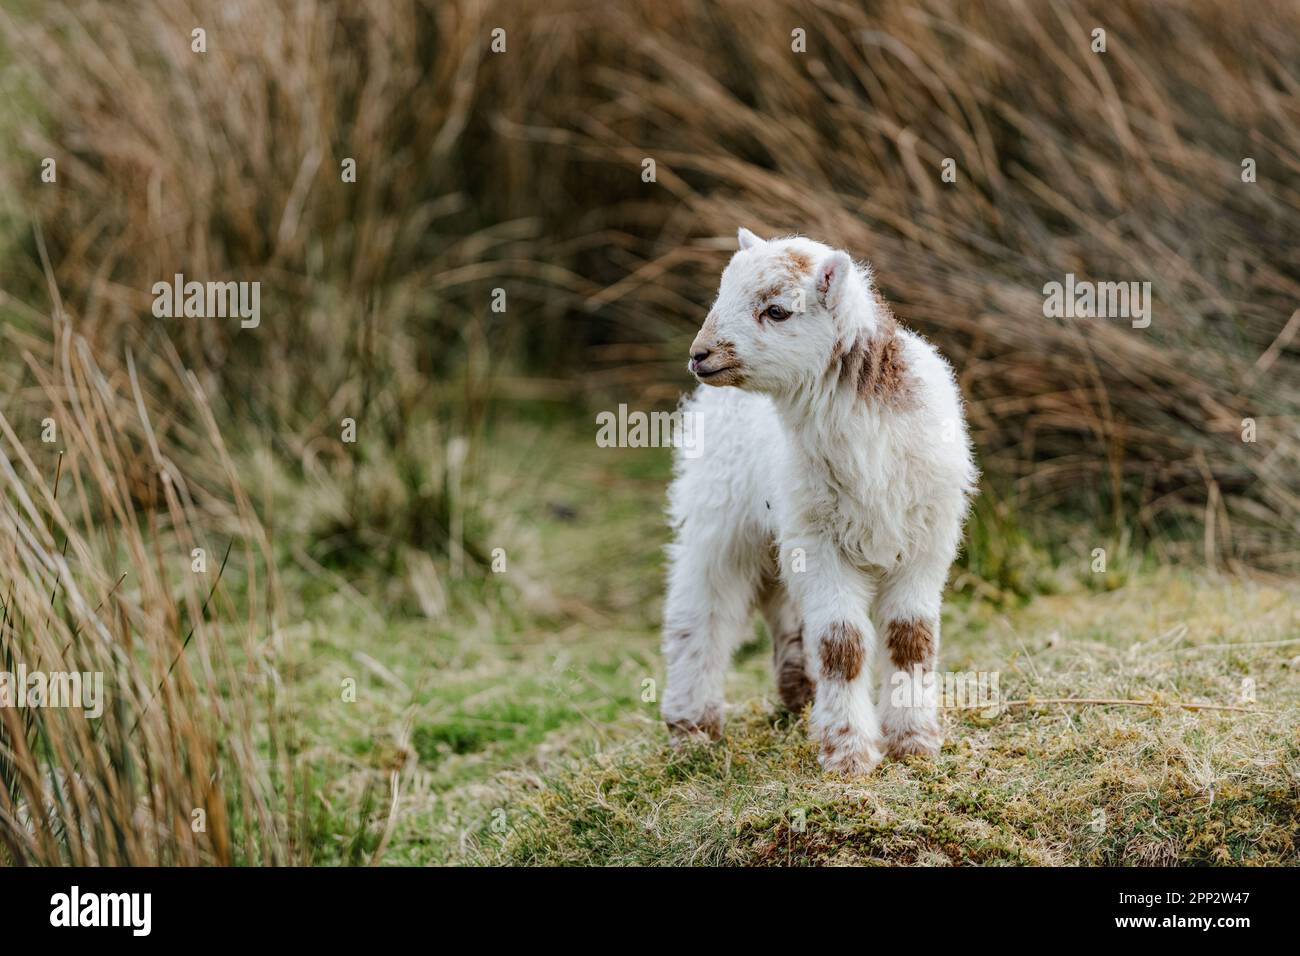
[826,289,914,404]
[666,706,723,741]
[784,251,812,274]
[818,622,865,682]
[819,722,883,775]
[774,628,815,712]
[886,618,935,670]
[820,723,855,762]
[885,726,942,759]
[833,330,911,404]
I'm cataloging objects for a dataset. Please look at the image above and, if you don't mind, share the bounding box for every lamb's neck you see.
[770,367,871,472]
[770,316,898,471]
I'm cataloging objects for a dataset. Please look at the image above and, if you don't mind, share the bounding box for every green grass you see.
[464,573,1298,866]
[273,418,1300,866]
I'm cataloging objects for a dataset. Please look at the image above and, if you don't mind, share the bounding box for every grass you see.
[0,324,288,865]
[275,420,1299,866]
[1,0,1297,867]
[267,417,673,865]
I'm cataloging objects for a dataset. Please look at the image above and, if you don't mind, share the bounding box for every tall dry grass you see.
[0,2,526,863]
[493,0,1300,569]
[1,0,1297,572]
[0,304,288,865]
[0,0,535,576]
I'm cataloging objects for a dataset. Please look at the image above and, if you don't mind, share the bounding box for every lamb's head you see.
[688,228,880,394]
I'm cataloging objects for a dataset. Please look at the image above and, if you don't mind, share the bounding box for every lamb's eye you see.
[763,304,790,321]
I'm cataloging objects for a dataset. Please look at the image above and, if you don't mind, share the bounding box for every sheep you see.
[660,228,977,775]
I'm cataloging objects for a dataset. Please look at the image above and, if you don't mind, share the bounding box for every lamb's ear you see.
[737,227,763,250]
[815,251,854,310]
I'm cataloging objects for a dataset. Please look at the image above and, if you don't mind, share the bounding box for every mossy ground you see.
[279,421,1300,866]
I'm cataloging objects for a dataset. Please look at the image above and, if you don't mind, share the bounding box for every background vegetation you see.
[0,0,1295,865]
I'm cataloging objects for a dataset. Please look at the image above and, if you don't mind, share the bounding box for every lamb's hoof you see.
[884,726,943,760]
[665,707,723,744]
[817,724,884,777]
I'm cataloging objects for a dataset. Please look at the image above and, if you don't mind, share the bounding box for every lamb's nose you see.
[689,326,715,368]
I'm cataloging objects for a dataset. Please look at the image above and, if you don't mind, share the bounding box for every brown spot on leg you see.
[818,622,865,681]
[819,721,883,776]
[887,728,942,759]
[774,628,814,712]
[820,723,854,761]
[666,705,722,742]
[886,618,935,670]
[883,617,941,760]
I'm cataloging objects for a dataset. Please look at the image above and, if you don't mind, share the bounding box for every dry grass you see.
[0,0,532,581]
[492,0,1300,569]
[3,0,1296,565]
[0,311,288,865]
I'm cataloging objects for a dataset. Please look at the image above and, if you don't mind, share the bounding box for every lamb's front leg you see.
[875,552,949,758]
[784,538,883,775]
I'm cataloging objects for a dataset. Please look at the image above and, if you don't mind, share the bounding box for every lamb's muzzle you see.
[687,322,745,385]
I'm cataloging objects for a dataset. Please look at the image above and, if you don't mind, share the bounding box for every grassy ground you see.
[280,419,1300,866]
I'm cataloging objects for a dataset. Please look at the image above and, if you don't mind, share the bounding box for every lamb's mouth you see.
[693,363,745,385]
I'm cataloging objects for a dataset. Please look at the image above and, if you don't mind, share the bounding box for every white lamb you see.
[660,228,977,775]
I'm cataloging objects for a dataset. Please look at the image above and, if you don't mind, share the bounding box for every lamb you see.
[660,228,978,775]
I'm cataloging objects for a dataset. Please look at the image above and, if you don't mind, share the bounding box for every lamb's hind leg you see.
[661,524,762,741]
[756,570,813,713]
[875,551,948,758]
